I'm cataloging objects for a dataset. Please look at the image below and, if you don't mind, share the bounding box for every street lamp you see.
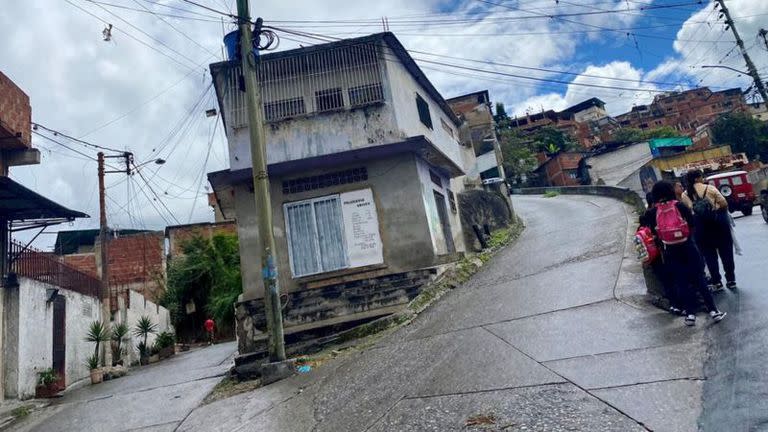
[700,65,749,75]
[133,158,165,170]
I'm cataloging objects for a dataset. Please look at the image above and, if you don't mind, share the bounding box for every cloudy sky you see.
[2,0,767,249]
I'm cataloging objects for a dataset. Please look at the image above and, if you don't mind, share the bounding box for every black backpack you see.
[692,185,717,223]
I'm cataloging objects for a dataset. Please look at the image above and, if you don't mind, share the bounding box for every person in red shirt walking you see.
[204,318,215,345]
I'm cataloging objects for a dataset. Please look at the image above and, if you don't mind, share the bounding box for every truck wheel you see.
[742,205,753,216]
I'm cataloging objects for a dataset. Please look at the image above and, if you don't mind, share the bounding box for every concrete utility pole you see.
[235,0,286,362]
[716,0,768,103]
[97,152,109,307]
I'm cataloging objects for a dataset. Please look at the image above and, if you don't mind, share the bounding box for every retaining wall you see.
[511,185,646,214]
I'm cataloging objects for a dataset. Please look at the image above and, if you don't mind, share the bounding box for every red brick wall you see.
[107,233,165,302]
[544,153,583,186]
[167,222,237,259]
[63,253,97,277]
[0,71,31,147]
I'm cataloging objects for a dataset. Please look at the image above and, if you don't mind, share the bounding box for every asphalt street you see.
[700,208,768,431]
[15,342,236,432]
[177,195,731,432]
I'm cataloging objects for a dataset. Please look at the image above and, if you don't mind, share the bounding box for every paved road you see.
[16,342,236,432]
[177,195,722,432]
[701,209,768,431]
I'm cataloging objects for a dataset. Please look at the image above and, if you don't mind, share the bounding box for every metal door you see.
[52,296,66,388]
[433,191,456,254]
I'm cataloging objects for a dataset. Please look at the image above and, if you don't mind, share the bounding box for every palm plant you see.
[86,354,99,371]
[111,322,129,364]
[85,321,111,366]
[133,316,158,356]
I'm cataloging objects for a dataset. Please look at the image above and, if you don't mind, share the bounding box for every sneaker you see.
[726,281,738,290]
[709,282,724,292]
[684,314,696,326]
[710,310,727,322]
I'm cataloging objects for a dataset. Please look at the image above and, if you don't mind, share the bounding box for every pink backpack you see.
[655,200,690,245]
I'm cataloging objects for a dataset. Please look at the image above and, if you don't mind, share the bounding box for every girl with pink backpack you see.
[641,181,726,326]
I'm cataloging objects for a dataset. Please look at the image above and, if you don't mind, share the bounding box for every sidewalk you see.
[178,195,712,432]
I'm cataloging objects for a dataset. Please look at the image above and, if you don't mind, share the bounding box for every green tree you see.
[711,112,768,160]
[494,102,512,131]
[642,126,679,139]
[498,129,537,182]
[611,128,644,143]
[161,233,242,337]
[531,126,579,153]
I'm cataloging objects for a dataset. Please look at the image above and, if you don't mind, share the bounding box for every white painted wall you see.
[416,157,466,256]
[121,290,173,365]
[14,278,101,399]
[382,46,463,170]
[574,106,607,123]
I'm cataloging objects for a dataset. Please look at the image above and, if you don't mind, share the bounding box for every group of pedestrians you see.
[639,169,738,326]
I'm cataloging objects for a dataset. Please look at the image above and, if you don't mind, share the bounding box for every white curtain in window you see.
[286,202,319,276]
[285,195,348,277]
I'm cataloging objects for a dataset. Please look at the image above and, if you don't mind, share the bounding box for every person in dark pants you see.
[639,197,683,314]
[681,170,736,291]
[643,181,726,326]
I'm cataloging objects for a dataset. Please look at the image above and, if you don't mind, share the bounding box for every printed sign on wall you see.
[340,188,383,268]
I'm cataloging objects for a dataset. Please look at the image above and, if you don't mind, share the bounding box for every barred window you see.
[349,83,384,107]
[284,196,348,277]
[315,88,344,112]
[264,97,306,122]
[282,167,368,194]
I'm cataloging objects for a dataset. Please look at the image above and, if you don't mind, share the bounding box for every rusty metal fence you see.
[8,240,101,298]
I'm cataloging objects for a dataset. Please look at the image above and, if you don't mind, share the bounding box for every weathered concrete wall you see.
[235,153,436,302]
[5,278,101,399]
[458,190,514,252]
[415,156,466,256]
[120,290,173,365]
[226,104,402,172]
[511,185,646,214]
[382,45,463,170]
[586,142,654,195]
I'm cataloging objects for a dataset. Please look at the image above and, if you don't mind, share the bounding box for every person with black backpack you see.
[642,181,726,326]
[681,170,736,291]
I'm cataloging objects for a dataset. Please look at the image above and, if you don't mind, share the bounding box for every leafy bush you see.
[111,322,129,364]
[136,341,149,358]
[155,331,176,350]
[37,368,58,386]
[543,191,559,198]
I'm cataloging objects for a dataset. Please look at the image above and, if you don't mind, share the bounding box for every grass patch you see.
[11,406,32,419]
[203,377,263,405]
[543,190,560,198]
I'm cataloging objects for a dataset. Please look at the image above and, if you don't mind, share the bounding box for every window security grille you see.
[284,196,348,277]
[282,167,368,194]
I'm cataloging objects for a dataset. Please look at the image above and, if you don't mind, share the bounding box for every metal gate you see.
[52,296,66,389]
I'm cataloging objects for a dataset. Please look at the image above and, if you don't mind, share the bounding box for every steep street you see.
[176,194,727,432]
[14,342,236,432]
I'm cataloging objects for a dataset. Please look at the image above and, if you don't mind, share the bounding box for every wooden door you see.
[52,296,66,389]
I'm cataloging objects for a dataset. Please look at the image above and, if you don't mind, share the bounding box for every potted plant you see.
[133,316,157,366]
[35,368,60,398]
[86,354,103,384]
[148,343,161,364]
[111,322,129,366]
[85,321,111,367]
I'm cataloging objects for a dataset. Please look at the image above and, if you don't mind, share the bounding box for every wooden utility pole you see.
[235,0,286,361]
[97,152,109,304]
[716,0,768,103]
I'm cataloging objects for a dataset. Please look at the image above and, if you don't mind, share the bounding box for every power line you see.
[178,0,237,20]
[32,123,125,153]
[132,162,181,224]
[188,112,220,223]
[128,0,222,58]
[81,0,221,22]
[64,0,202,72]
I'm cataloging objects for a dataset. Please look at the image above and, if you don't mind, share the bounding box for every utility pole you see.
[236,0,286,362]
[716,0,768,103]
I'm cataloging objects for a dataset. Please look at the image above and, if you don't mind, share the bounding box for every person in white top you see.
[680,170,737,291]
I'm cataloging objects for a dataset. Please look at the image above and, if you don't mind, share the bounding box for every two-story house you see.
[207,32,470,353]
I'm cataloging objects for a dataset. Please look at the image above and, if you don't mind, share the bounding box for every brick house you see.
[614,87,746,135]
[534,152,586,186]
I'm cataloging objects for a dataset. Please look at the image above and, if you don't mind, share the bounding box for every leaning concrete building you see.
[208,32,473,354]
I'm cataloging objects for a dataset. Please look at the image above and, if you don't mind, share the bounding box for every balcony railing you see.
[8,241,101,298]
[219,41,385,128]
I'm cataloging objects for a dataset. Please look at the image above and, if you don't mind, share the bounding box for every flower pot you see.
[90,369,103,384]
[149,354,160,364]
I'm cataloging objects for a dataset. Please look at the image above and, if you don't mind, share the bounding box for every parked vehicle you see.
[761,189,768,223]
[706,171,755,216]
